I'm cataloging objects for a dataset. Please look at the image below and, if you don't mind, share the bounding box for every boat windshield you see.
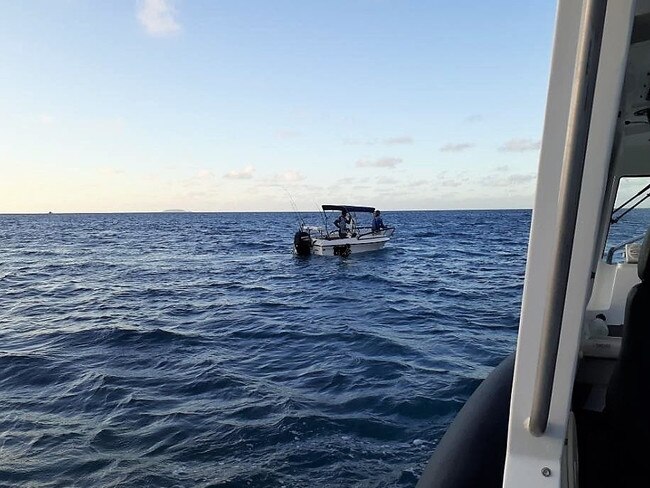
[605,176,650,263]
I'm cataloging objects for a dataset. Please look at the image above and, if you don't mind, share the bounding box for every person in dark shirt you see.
[334,209,351,238]
[371,210,386,232]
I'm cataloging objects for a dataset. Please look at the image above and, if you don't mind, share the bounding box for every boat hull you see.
[293,223,394,256]
[311,235,390,256]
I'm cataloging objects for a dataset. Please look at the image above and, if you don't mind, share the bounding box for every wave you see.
[0,210,536,487]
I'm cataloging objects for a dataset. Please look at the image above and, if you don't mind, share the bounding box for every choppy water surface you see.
[0,210,532,487]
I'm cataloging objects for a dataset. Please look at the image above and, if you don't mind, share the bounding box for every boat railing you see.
[605,233,646,264]
[309,226,394,240]
[353,227,395,238]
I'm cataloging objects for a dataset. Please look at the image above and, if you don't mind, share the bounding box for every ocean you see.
[2,208,639,487]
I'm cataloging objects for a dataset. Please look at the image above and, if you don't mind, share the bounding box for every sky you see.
[0,0,557,213]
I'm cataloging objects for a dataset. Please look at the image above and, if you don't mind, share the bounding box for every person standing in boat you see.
[371,210,386,233]
[334,209,351,238]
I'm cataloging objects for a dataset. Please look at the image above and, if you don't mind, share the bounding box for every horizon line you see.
[0,208,534,216]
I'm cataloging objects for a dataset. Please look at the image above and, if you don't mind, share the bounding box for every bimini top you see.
[322,204,375,213]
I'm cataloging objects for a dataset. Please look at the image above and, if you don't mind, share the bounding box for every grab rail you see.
[323,227,395,239]
[606,234,646,264]
[528,0,608,437]
[357,229,395,240]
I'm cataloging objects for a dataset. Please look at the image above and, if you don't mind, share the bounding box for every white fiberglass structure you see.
[417,0,650,487]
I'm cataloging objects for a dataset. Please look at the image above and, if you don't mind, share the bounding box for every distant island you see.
[162,209,191,213]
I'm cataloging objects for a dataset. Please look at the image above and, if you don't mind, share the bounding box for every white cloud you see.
[464,114,483,123]
[480,173,536,187]
[440,142,475,152]
[376,176,398,184]
[436,172,466,187]
[383,136,413,145]
[272,170,305,182]
[97,167,126,178]
[407,180,429,188]
[351,184,371,191]
[356,157,403,168]
[439,179,463,187]
[507,173,536,184]
[343,136,413,146]
[137,0,181,37]
[196,169,215,179]
[224,165,255,180]
[39,114,54,125]
[274,130,301,139]
[96,116,126,135]
[498,138,541,152]
[342,138,364,146]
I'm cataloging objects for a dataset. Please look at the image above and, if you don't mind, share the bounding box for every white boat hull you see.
[311,234,391,256]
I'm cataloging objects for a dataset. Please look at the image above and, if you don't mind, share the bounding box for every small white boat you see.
[293,205,394,256]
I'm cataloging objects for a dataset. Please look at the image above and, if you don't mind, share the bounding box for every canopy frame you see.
[321,204,375,213]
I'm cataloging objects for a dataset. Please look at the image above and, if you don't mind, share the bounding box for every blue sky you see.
[0,0,556,212]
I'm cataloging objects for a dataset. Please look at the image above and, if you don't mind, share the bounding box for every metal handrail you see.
[606,234,646,263]
[356,227,395,239]
[324,226,395,239]
[528,0,608,437]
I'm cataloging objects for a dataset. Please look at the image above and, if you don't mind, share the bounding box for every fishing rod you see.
[282,187,305,227]
[306,196,328,235]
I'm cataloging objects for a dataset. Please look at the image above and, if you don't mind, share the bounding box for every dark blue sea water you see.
[3,208,643,487]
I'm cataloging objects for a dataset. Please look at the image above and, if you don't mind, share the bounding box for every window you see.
[605,177,650,263]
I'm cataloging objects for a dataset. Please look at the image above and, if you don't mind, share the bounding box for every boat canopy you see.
[321,204,375,213]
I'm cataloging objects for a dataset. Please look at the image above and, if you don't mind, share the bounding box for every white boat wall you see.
[310,229,394,256]
[417,0,650,487]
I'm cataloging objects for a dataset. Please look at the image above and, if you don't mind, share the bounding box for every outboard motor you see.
[293,231,311,256]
